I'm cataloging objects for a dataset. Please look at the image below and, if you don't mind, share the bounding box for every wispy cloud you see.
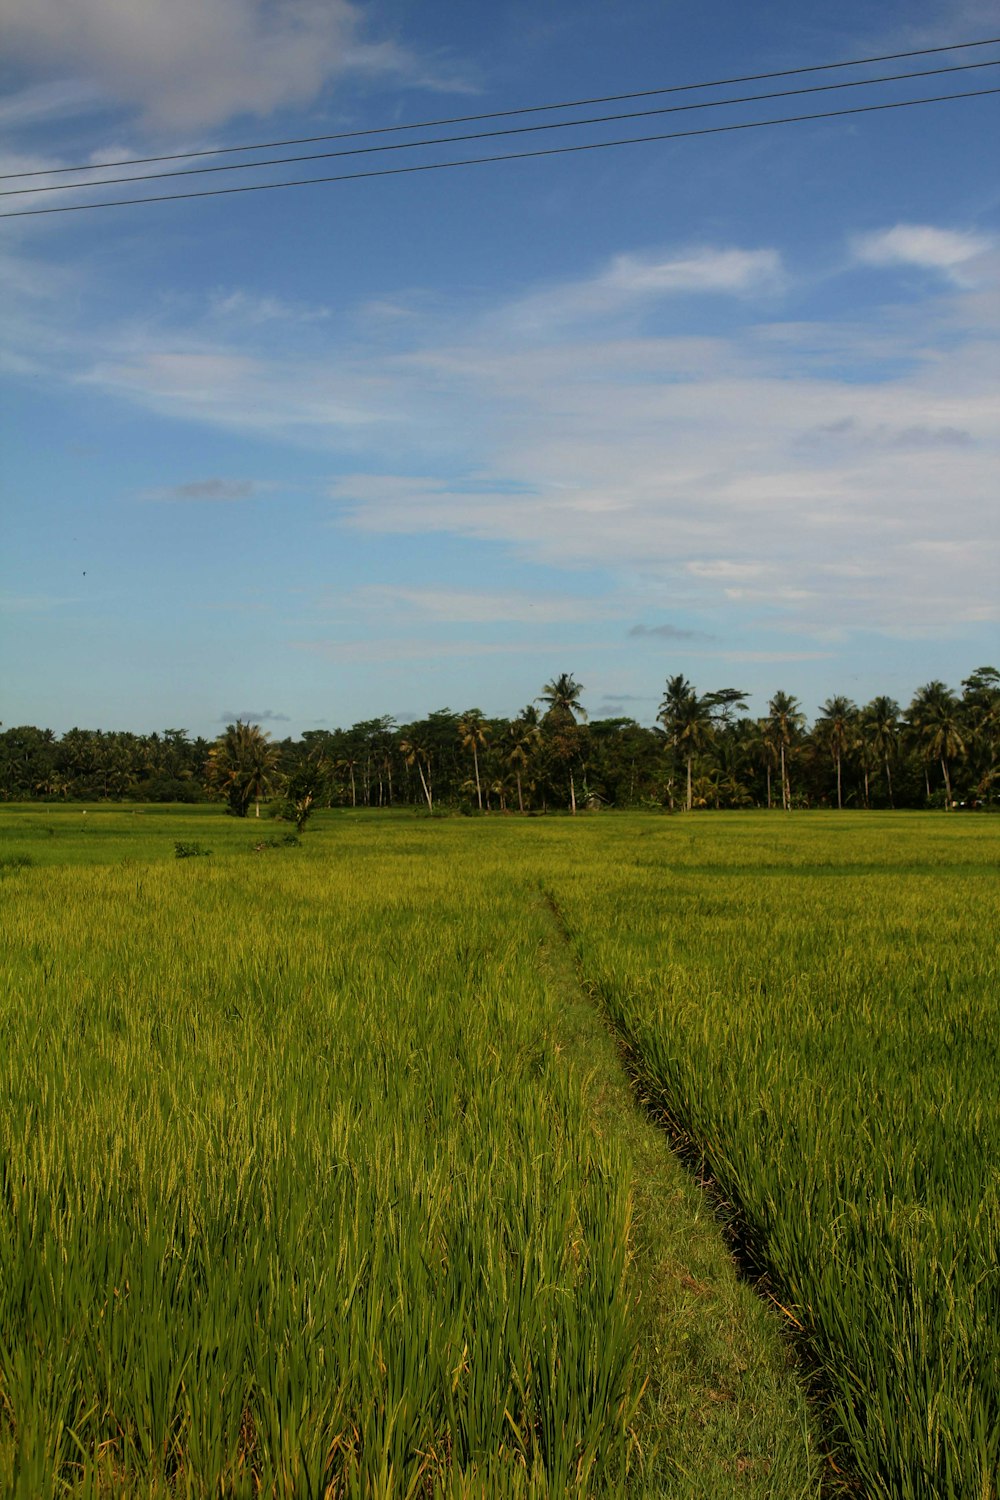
[629,623,715,641]
[851,224,993,284]
[81,347,389,436]
[5,234,998,641]
[605,248,783,296]
[147,478,260,501]
[503,246,783,333]
[208,290,332,326]
[218,708,290,724]
[806,417,973,451]
[0,78,105,128]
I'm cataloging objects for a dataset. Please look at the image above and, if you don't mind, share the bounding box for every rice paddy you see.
[0,806,996,1497]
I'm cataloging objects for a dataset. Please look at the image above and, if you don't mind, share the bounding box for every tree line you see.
[1,668,996,816]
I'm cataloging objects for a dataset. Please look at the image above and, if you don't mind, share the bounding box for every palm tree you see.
[538,674,587,814]
[457,710,489,810]
[765,692,804,811]
[207,721,282,817]
[860,696,900,807]
[658,677,747,812]
[960,668,999,805]
[504,709,541,813]
[659,676,709,813]
[659,674,692,810]
[815,696,858,810]
[539,673,586,722]
[337,752,359,807]
[908,682,965,808]
[747,718,778,809]
[399,735,433,812]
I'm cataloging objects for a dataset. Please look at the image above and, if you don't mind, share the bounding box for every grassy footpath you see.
[0,805,820,1496]
[538,898,820,1498]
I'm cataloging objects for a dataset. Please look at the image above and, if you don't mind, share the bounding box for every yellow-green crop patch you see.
[1,807,994,1498]
[0,807,819,1498]
[543,812,1000,1500]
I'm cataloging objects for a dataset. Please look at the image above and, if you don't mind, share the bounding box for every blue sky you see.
[2,0,998,735]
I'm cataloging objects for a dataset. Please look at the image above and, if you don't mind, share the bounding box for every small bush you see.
[174,841,211,859]
[0,853,35,871]
[252,834,300,853]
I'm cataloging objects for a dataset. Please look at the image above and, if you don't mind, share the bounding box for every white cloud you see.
[604,248,782,297]
[208,289,332,325]
[685,560,768,581]
[4,234,999,640]
[319,331,999,634]
[851,224,993,282]
[80,347,390,434]
[0,0,472,131]
[503,246,783,333]
[0,78,104,128]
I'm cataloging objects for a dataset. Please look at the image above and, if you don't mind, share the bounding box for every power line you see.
[5,58,996,200]
[3,34,999,182]
[2,86,996,221]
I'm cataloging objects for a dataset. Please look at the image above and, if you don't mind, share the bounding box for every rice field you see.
[548,813,1000,1500]
[0,806,996,1497]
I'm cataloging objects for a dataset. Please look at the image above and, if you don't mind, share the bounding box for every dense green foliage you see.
[1,666,996,811]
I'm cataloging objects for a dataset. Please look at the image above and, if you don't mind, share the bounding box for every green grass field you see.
[0,806,996,1497]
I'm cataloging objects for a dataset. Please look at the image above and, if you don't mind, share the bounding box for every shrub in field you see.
[251,833,300,852]
[173,841,211,858]
[0,853,34,871]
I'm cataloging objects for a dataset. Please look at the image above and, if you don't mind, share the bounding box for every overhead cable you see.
[2,86,996,220]
[2,33,998,182]
[3,57,996,200]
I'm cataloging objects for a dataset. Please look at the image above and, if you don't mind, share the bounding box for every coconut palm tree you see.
[765,692,804,811]
[539,673,586,723]
[659,678,747,812]
[457,710,489,810]
[504,709,542,813]
[337,752,360,807]
[815,696,858,809]
[907,682,966,808]
[746,717,778,809]
[207,721,282,817]
[538,674,587,813]
[399,735,434,812]
[960,668,999,804]
[659,676,708,813]
[860,696,900,807]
